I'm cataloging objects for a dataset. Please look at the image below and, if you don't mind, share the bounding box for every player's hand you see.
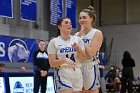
[80,25,84,31]
[72,43,80,50]
[64,58,76,68]
[79,25,85,36]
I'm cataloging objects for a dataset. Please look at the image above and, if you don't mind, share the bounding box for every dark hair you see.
[38,39,45,44]
[39,39,45,42]
[82,6,96,25]
[123,51,131,59]
[56,17,70,36]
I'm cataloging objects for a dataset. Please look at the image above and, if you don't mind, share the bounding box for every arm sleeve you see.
[33,50,42,71]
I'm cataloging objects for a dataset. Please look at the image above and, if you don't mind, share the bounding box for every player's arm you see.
[48,54,75,67]
[47,39,65,67]
[85,30,103,58]
[48,54,65,67]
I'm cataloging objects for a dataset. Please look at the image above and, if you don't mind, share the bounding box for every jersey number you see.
[66,54,75,62]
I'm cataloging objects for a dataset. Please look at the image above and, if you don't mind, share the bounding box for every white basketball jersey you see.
[80,28,99,63]
[54,35,83,67]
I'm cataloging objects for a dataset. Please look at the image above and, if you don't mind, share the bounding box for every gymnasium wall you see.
[0,0,140,77]
[100,24,140,77]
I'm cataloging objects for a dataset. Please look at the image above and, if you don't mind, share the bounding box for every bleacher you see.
[132,77,140,92]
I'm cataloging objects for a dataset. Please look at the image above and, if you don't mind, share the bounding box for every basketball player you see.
[76,6,103,93]
[47,17,85,93]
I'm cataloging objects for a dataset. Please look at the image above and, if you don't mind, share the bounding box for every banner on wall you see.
[50,0,63,26]
[0,0,13,18]
[65,0,76,28]
[0,35,37,62]
[21,0,36,21]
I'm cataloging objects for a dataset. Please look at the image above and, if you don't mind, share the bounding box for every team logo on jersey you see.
[8,39,30,62]
[60,47,76,53]
[13,81,24,93]
[82,39,90,44]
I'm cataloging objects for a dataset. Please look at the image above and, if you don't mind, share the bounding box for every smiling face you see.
[79,12,93,28]
[58,18,72,36]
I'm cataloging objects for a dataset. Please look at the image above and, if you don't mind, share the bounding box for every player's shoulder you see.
[93,28,102,33]
[48,37,57,47]
[49,37,59,43]
[91,28,102,36]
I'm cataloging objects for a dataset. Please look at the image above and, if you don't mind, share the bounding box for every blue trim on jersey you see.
[89,65,96,90]
[57,69,72,88]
